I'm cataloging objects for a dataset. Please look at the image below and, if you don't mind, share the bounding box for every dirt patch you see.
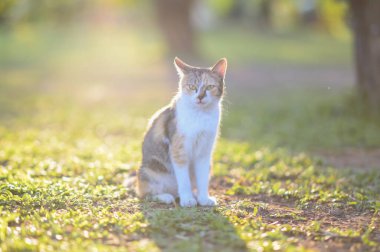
[218,193,376,251]
[209,177,378,252]
[228,63,354,90]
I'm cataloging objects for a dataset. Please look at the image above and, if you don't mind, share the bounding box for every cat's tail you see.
[123,170,137,190]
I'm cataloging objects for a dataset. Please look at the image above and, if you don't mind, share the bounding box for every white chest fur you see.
[176,99,220,158]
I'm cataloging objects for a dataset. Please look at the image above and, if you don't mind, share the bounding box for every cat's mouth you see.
[196,100,207,106]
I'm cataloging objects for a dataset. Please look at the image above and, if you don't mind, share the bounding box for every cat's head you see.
[174,57,227,109]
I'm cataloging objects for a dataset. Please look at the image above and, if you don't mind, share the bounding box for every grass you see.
[200,27,352,66]
[1,25,379,251]
[222,89,380,151]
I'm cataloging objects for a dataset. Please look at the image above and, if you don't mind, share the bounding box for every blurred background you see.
[0,0,379,162]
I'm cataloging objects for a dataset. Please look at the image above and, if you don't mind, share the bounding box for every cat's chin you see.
[194,102,211,109]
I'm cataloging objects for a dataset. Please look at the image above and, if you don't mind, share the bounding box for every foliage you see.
[317,0,350,38]
[206,0,235,17]
[0,0,350,39]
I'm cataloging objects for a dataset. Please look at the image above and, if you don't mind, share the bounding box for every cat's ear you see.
[211,58,227,80]
[174,57,192,76]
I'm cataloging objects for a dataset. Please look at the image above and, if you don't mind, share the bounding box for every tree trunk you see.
[350,0,380,112]
[258,0,273,28]
[154,0,196,57]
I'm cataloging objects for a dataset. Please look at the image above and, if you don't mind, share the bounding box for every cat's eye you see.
[187,84,197,91]
[206,85,215,90]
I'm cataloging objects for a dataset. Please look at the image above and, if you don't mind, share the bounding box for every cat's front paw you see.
[197,196,217,206]
[180,195,198,207]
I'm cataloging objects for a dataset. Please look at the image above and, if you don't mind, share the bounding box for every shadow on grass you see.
[137,199,248,252]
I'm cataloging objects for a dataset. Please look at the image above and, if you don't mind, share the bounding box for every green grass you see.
[1,82,379,251]
[1,26,379,251]
[200,28,352,66]
[222,89,380,151]
[1,98,379,251]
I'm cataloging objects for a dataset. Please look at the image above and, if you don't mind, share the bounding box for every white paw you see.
[180,195,198,207]
[153,194,175,204]
[197,196,217,206]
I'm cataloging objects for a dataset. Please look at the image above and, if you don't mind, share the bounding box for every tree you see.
[154,0,196,57]
[350,0,380,112]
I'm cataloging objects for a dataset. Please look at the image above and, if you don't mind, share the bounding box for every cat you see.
[136,57,227,207]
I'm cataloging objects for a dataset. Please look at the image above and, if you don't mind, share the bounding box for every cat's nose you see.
[197,93,206,101]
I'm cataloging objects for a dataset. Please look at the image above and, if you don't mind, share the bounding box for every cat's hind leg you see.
[151,193,175,204]
[136,164,178,204]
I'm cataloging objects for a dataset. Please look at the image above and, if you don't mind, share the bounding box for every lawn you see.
[0,26,379,251]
